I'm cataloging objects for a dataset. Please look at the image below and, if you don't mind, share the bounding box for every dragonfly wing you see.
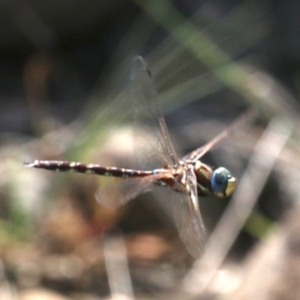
[130,56,179,170]
[95,173,167,208]
[183,108,258,161]
[172,169,206,258]
[182,129,228,161]
[95,176,152,208]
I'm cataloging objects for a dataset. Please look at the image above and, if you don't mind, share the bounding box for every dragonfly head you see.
[211,167,236,197]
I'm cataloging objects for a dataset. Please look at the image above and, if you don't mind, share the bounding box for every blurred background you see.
[1,0,300,299]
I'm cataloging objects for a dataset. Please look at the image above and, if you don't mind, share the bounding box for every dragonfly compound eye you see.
[211,167,236,197]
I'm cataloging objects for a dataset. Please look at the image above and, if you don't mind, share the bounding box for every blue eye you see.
[211,167,231,193]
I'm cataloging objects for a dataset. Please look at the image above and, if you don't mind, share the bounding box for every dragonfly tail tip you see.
[24,161,35,167]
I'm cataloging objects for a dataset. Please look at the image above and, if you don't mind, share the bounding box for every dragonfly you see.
[25,56,248,258]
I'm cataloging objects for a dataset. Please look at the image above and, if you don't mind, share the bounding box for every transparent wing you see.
[183,124,230,161]
[172,169,206,258]
[131,56,179,170]
[96,56,179,209]
[183,108,258,161]
[95,173,167,208]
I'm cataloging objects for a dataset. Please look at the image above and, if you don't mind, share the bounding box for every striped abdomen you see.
[24,160,155,178]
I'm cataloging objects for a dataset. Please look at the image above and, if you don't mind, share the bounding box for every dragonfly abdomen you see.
[24,160,154,178]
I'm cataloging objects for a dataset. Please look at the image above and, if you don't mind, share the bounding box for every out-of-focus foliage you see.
[1,1,300,299]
